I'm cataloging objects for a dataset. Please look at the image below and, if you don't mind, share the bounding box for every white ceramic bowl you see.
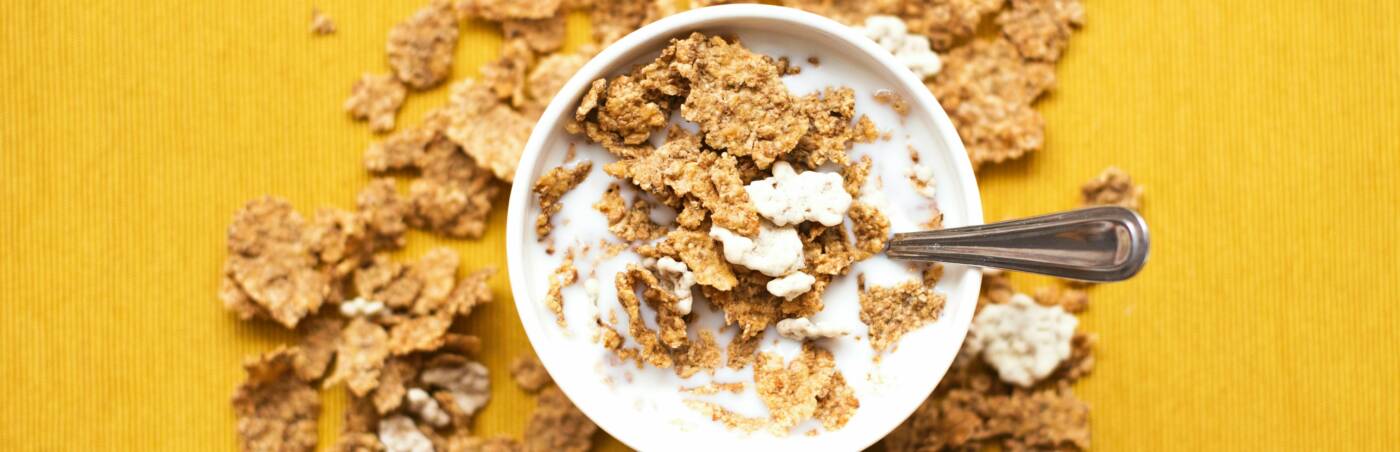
[507,5,983,451]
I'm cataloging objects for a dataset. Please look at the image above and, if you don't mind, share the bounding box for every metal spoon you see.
[886,206,1150,282]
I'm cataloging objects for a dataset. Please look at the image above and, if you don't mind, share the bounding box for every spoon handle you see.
[886,206,1150,282]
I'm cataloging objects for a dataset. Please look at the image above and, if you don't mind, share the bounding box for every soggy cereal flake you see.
[510,354,552,393]
[387,313,454,355]
[328,317,392,396]
[725,333,762,369]
[859,278,946,353]
[710,222,805,278]
[310,8,336,35]
[406,140,501,239]
[378,415,434,452]
[803,224,860,276]
[590,0,676,45]
[840,155,873,198]
[653,256,697,315]
[929,38,1055,169]
[421,359,492,417]
[673,329,723,378]
[374,357,420,414]
[357,178,411,250]
[481,38,535,107]
[293,314,343,382]
[1081,166,1144,210]
[673,35,808,168]
[680,381,746,395]
[232,347,320,452]
[459,0,561,20]
[789,88,879,168]
[594,183,667,241]
[848,201,891,258]
[617,265,687,354]
[684,400,766,433]
[523,386,597,452]
[221,197,328,328]
[346,73,408,133]
[387,0,460,90]
[998,0,1085,62]
[647,229,737,290]
[502,16,565,54]
[753,344,858,435]
[445,78,534,181]
[533,160,593,239]
[545,252,578,327]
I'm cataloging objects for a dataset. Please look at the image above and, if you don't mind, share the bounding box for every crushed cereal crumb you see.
[1081,166,1144,210]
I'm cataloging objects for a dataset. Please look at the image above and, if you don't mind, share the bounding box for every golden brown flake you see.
[849,201,891,258]
[404,136,501,239]
[929,37,1055,169]
[680,381,745,395]
[675,199,707,229]
[445,78,534,181]
[647,229,737,290]
[293,314,343,382]
[998,0,1085,62]
[373,356,420,414]
[327,317,392,396]
[333,433,383,452]
[502,16,566,54]
[699,269,823,339]
[523,386,598,452]
[409,247,462,314]
[604,128,761,236]
[753,344,858,435]
[803,225,860,276]
[310,8,336,35]
[303,208,372,289]
[590,0,676,45]
[447,435,522,452]
[545,251,578,327]
[356,178,411,250]
[858,278,946,353]
[788,87,879,168]
[979,269,1015,306]
[510,354,553,393]
[1033,285,1089,314]
[387,0,460,90]
[481,38,536,107]
[387,313,454,355]
[1081,166,1144,210]
[581,76,672,148]
[232,347,320,452]
[534,160,593,239]
[903,0,1005,50]
[673,329,722,378]
[725,332,762,370]
[444,268,495,318]
[841,155,873,198]
[613,265,676,367]
[684,400,767,433]
[594,183,667,242]
[459,0,562,21]
[884,378,1091,452]
[345,73,408,133]
[220,197,328,328]
[524,51,591,116]
[365,109,451,173]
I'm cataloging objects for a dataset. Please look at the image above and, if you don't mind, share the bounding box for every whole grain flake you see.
[232,347,321,452]
[345,74,408,133]
[858,277,946,353]
[533,160,593,239]
[387,0,461,90]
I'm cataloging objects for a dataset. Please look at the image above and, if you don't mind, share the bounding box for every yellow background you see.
[1,0,1396,450]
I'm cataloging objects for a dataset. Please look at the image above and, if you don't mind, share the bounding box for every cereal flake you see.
[346,73,408,133]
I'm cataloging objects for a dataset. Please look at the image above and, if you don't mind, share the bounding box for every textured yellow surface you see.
[1,0,1397,450]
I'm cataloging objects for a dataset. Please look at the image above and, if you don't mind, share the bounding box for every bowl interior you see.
[506,5,984,451]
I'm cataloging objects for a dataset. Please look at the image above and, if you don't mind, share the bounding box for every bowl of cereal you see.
[505,4,983,451]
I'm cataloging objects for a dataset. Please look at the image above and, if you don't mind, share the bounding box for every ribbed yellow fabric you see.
[0,1,1395,450]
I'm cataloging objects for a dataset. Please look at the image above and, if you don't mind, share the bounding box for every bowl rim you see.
[506,4,984,451]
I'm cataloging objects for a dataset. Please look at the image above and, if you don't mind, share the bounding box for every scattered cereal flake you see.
[767,271,816,300]
[365,109,451,173]
[776,316,847,341]
[725,332,763,370]
[684,400,766,433]
[421,359,492,417]
[589,0,676,45]
[443,268,495,318]
[374,357,420,414]
[458,0,562,21]
[387,0,460,90]
[445,78,535,181]
[579,76,672,148]
[860,16,942,79]
[346,73,408,133]
[873,88,910,116]
[357,178,412,250]
[378,415,434,452]
[648,229,737,291]
[605,128,761,236]
[848,201,891,258]
[884,383,1091,451]
[545,251,578,327]
[231,347,320,452]
[789,88,879,168]
[293,314,343,381]
[406,388,452,427]
[859,278,946,353]
[303,208,372,288]
[998,0,1085,63]
[1081,166,1144,210]
[327,317,392,396]
[902,0,1004,51]
[310,8,336,35]
[746,161,852,227]
[616,265,686,356]
[221,197,328,328]
[710,222,805,278]
[523,50,591,116]
[803,224,860,276]
[967,293,1077,387]
[594,183,667,242]
[354,256,419,309]
[502,16,565,54]
[510,354,553,393]
[523,386,597,452]
[929,37,1055,169]
[344,393,381,436]
[387,313,454,355]
[840,155,873,198]
[533,160,593,239]
[680,381,746,395]
[1033,285,1089,314]
[980,268,1015,305]
[753,344,858,435]
[406,141,501,239]
[409,247,461,315]
[674,35,809,168]
[481,38,535,107]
